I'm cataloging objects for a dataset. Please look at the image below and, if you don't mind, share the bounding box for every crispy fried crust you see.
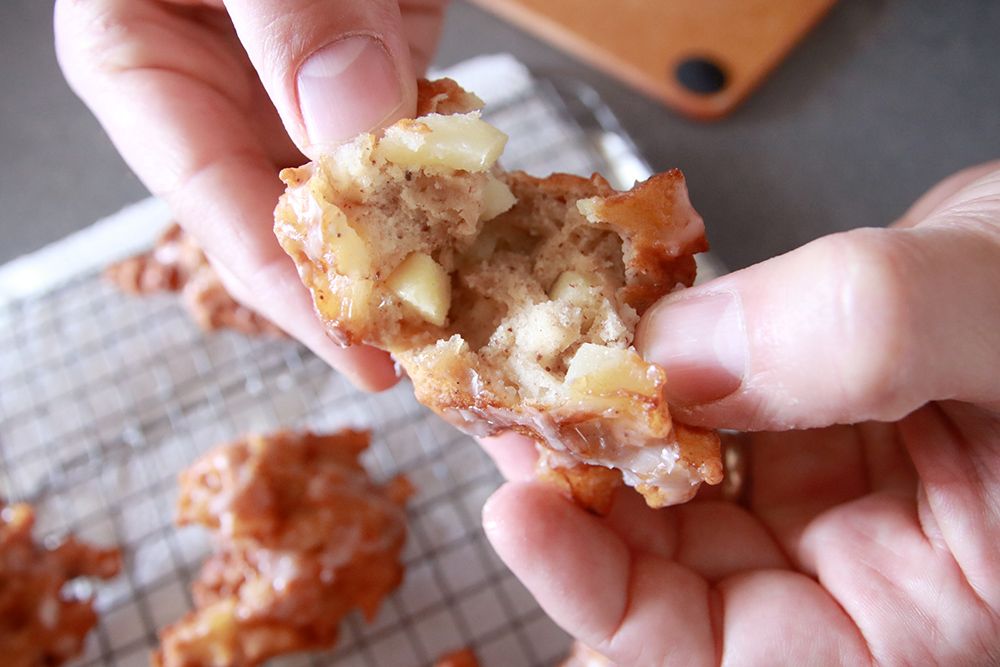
[579,170,707,314]
[155,431,412,667]
[0,501,121,667]
[106,224,283,336]
[535,453,623,515]
[274,79,721,511]
[416,77,485,115]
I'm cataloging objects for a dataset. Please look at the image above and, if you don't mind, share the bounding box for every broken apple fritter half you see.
[275,78,721,512]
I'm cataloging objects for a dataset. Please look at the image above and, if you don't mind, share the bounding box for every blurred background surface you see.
[2,1,998,269]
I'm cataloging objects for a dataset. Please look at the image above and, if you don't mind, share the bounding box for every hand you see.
[55,0,447,390]
[482,162,1000,665]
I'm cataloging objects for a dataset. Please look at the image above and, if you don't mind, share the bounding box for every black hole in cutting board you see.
[675,57,727,94]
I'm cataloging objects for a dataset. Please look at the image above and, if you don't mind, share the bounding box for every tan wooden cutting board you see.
[468,0,837,120]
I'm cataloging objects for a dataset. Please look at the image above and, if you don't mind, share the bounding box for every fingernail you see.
[297,36,403,146]
[639,291,747,406]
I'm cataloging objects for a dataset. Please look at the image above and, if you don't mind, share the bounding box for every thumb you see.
[224,0,417,158]
[637,170,1000,431]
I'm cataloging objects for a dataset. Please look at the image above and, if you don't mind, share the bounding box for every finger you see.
[484,484,866,665]
[164,0,225,6]
[223,0,418,157]
[599,490,787,579]
[748,426,877,572]
[400,0,448,75]
[893,160,1000,228]
[483,482,717,666]
[638,175,1000,430]
[797,490,992,663]
[900,402,1000,610]
[207,254,398,390]
[478,432,538,482]
[598,488,676,558]
[165,158,398,390]
[668,501,788,581]
[55,0,398,390]
[482,438,789,580]
[715,570,871,665]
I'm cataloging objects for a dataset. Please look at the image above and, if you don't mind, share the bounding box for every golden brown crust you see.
[0,501,121,667]
[416,77,484,116]
[536,454,623,515]
[582,169,707,314]
[106,224,283,337]
[674,422,725,484]
[155,430,412,667]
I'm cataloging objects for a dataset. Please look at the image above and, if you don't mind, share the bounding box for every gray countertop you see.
[2,1,998,270]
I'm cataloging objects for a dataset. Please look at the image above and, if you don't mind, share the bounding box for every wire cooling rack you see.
[0,73,653,667]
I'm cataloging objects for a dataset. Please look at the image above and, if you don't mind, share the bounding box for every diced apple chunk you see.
[386,253,451,326]
[565,343,660,397]
[375,113,508,172]
[480,177,516,221]
[315,279,372,326]
[549,271,596,302]
[320,206,370,278]
[576,196,602,223]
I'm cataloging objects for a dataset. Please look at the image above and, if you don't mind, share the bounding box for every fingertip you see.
[637,290,746,408]
[225,0,418,155]
[297,34,412,153]
[482,481,567,558]
[483,480,620,553]
[313,341,399,393]
[482,482,631,645]
[482,481,539,544]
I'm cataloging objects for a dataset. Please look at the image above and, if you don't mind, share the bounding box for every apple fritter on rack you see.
[0,500,121,667]
[106,223,283,336]
[154,430,412,667]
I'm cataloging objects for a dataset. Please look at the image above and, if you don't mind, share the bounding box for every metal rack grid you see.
[0,76,651,667]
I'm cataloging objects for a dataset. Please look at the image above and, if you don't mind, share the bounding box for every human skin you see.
[482,163,1000,665]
